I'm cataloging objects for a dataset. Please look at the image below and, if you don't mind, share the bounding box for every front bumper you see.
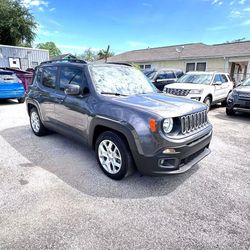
[134,130,212,176]
[227,98,250,111]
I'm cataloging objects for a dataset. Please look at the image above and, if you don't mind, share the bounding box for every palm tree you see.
[97,45,114,62]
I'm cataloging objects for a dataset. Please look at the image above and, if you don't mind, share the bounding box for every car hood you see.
[165,82,210,90]
[112,93,206,118]
[235,85,250,93]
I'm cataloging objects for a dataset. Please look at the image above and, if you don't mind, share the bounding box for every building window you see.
[186,63,195,72]
[196,62,206,71]
[186,62,206,72]
[139,64,151,70]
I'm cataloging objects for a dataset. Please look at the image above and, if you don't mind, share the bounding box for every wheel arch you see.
[89,116,143,163]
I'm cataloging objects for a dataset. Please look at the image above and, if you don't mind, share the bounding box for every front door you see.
[54,66,90,140]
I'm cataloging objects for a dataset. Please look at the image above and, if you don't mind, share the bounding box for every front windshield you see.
[177,74,213,85]
[89,65,156,95]
[243,78,250,86]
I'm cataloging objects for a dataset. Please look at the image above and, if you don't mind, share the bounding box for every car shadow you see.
[0,99,19,105]
[214,110,250,123]
[1,125,200,199]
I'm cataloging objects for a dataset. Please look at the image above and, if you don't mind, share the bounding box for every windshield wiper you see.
[101,91,128,96]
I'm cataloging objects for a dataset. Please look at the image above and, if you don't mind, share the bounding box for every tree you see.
[36,42,61,57]
[78,48,98,61]
[0,0,37,46]
[97,45,115,62]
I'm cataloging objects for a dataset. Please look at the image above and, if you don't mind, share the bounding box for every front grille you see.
[239,93,250,100]
[165,88,190,96]
[181,110,208,134]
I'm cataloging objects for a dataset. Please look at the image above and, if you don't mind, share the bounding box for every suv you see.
[226,77,250,115]
[163,71,234,110]
[144,68,184,91]
[26,60,212,180]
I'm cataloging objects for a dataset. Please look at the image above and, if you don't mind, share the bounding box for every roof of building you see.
[108,41,250,63]
[0,44,48,52]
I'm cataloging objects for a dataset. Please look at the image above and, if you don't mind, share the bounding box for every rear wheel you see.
[30,107,49,136]
[18,97,25,103]
[203,96,212,111]
[95,131,134,180]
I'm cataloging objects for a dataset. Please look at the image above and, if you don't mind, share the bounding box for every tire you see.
[221,99,227,107]
[29,107,49,136]
[226,107,235,116]
[18,97,25,103]
[95,131,134,180]
[203,96,212,111]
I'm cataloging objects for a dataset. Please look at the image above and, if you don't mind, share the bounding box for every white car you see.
[163,71,234,110]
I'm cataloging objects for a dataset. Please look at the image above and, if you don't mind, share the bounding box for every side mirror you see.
[82,86,90,95]
[213,81,222,85]
[64,84,80,95]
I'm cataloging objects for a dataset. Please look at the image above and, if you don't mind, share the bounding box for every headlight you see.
[189,89,203,94]
[163,118,173,134]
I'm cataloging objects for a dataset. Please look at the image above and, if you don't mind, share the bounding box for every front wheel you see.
[203,96,212,111]
[95,131,134,180]
[30,107,49,136]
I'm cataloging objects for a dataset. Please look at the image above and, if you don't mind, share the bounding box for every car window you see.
[177,74,213,85]
[214,74,221,83]
[220,74,228,83]
[145,71,156,80]
[33,67,42,85]
[0,72,19,83]
[42,66,57,89]
[157,71,175,79]
[59,66,84,91]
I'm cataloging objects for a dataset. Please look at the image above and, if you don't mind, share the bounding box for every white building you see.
[0,44,49,70]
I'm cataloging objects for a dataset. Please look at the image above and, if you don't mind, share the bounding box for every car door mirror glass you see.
[64,84,80,95]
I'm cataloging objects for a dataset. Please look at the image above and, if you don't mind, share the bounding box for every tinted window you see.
[145,65,151,69]
[145,71,156,80]
[34,67,42,85]
[221,74,228,83]
[59,66,84,91]
[42,66,57,89]
[157,71,175,79]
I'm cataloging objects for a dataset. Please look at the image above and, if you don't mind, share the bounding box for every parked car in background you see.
[26,60,212,180]
[144,68,184,91]
[163,71,234,110]
[0,69,25,103]
[226,78,250,115]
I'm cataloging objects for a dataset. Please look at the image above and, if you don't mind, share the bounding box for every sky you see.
[22,0,250,54]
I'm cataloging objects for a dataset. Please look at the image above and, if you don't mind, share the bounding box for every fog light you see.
[163,148,176,154]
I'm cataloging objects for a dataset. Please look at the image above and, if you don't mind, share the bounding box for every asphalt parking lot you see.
[0,100,249,250]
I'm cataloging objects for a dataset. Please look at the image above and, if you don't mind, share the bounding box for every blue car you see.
[0,70,25,103]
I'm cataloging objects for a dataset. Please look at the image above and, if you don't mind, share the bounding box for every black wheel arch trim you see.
[88,115,144,156]
[26,98,43,120]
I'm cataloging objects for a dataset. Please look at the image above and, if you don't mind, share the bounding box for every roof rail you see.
[106,62,132,67]
[41,59,87,65]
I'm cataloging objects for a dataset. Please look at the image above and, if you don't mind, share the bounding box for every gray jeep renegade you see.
[26,59,212,180]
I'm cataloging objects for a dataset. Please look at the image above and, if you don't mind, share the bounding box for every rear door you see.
[54,66,90,140]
